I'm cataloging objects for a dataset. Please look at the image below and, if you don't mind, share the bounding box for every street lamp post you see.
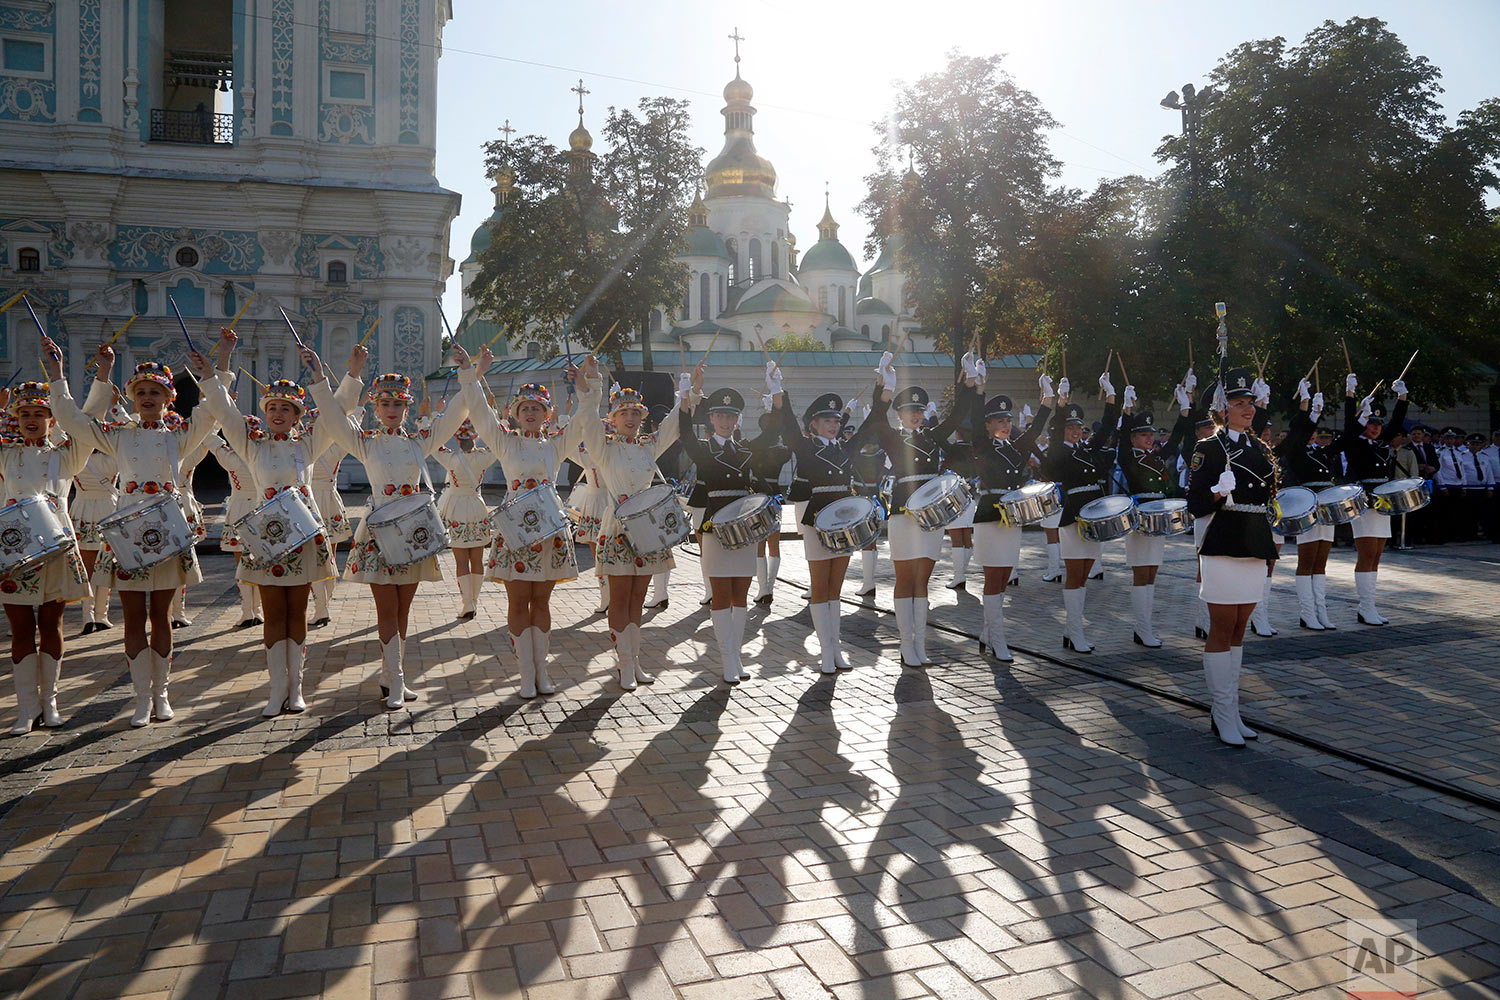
[1159,83,1217,200]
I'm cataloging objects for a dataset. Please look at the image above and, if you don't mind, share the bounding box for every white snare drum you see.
[233,487,322,565]
[1270,487,1320,535]
[1315,484,1368,525]
[1135,498,1193,536]
[999,482,1061,526]
[615,484,691,558]
[906,472,974,531]
[1076,495,1137,542]
[712,494,781,550]
[0,495,75,576]
[99,495,196,572]
[814,496,883,554]
[365,493,448,567]
[492,484,571,550]
[1372,478,1431,515]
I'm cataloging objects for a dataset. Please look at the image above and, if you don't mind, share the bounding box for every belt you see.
[1066,485,1101,496]
[811,485,852,494]
[124,480,176,495]
[897,474,935,484]
[1223,503,1268,513]
[1133,492,1164,500]
[1303,481,1334,489]
[709,489,749,498]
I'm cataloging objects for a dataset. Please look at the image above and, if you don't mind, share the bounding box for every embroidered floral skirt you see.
[437,487,495,548]
[0,543,90,606]
[596,523,674,577]
[70,496,116,552]
[568,482,605,543]
[237,531,335,588]
[313,485,353,544]
[219,490,256,552]
[343,520,444,586]
[485,530,578,583]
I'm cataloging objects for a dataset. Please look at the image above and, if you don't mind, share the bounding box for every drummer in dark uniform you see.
[1117,390,1193,648]
[865,354,981,667]
[1187,366,1276,747]
[752,371,793,606]
[1279,379,1341,629]
[1342,373,1410,625]
[676,367,787,683]
[777,388,881,673]
[967,381,1053,661]
[1041,372,1119,654]
[850,416,887,597]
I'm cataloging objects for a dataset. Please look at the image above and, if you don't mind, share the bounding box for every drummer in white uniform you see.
[1116,389,1194,648]
[193,332,355,717]
[1341,373,1410,625]
[0,381,98,734]
[213,410,266,629]
[302,345,470,710]
[45,340,219,728]
[432,416,494,622]
[305,345,368,629]
[458,346,582,700]
[569,355,683,690]
[70,390,122,635]
[169,430,211,629]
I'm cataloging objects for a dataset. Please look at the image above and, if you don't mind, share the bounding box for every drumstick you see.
[1116,352,1130,390]
[167,296,198,354]
[1313,359,1320,395]
[1061,347,1067,381]
[1302,353,1321,384]
[0,290,28,315]
[704,325,725,355]
[776,341,793,368]
[86,314,140,370]
[589,319,620,357]
[1187,339,1193,371]
[1341,337,1352,374]
[357,316,382,348]
[1397,349,1419,383]
[226,294,256,332]
[482,323,510,350]
[239,367,266,390]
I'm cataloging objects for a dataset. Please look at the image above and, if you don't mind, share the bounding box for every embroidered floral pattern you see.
[597,530,671,572]
[485,531,577,580]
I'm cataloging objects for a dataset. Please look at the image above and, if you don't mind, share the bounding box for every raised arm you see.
[198,370,251,460]
[651,397,683,460]
[930,383,974,446]
[676,406,710,464]
[457,365,506,451]
[418,390,469,458]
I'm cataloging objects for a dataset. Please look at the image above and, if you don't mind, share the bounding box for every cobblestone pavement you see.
[1,529,1498,999]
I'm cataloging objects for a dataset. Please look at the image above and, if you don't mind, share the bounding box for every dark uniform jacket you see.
[1278,409,1343,490]
[1042,401,1121,527]
[677,404,784,532]
[1116,411,1192,500]
[853,445,887,500]
[777,404,882,526]
[967,395,1050,524]
[1343,395,1409,495]
[1187,427,1279,560]
[866,384,976,515]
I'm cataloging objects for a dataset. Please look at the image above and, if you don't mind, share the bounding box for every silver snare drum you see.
[0,495,75,576]
[1315,484,1368,525]
[998,481,1061,526]
[905,472,974,531]
[233,487,322,566]
[615,484,691,558]
[1372,477,1431,515]
[712,494,781,550]
[1135,498,1193,537]
[365,493,448,567]
[814,496,883,554]
[1270,487,1320,535]
[492,484,571,551]
[99,495,196,573]
[1076,495,1137,542]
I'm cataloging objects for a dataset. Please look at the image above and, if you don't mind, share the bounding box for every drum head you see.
[1005,482,1054,502]
[103,496,167,523]
[1316,484,1363,505]
[717,495,770,521]
[908,472,962,506]
[1276,487,1316,516]
[616,484,674,517]
[1137,498,1186,515]
[368,493,430,524]
[815,497,874,531]
[1079,495,1133,519]
[1374,478,1421,496]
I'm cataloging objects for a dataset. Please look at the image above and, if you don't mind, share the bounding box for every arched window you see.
[650,309,662,332]
[860,324,870,339]
[747,238,761,281]
[725,239,737,284]
[699,272,710,320]
[16,247,40,272]
[327,260,348,284]
[771,241,781,278]
[682,278,691,315]
[837,288,847,326]
[818,286,828,313]
[881,324,891,346]
[717,274,725,312]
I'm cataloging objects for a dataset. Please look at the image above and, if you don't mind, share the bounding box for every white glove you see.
[875,351,893,378]
[1392,378,1407,396]
[1184,368,1197,394]
[923,401,937,421]
[767,371,783,395]
[1215,469,1237,497]
[1358,395,1374,425]
[882,366,897,392]
[554,412,572,429]
[1057,377,1071,398]
[1310,397,1325,424]
[975,356,987,383]
[761,392,774,412]
[1296,377,1311,401]
[1021,403,1034,425]
[1098,373,1115,397]
[1173,384,1189,410]
[1253,377,1271,406]
[960,351,979,380]
[1123,385,1137,409]
[1345,373,1358,394]
[677,371,691,396]
[1038,374,1054,398]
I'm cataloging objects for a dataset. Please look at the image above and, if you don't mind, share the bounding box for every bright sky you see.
[434,0,1499,327]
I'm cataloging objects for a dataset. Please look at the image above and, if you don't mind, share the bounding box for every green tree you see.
[763,332,826,353]
[468,99,703,368]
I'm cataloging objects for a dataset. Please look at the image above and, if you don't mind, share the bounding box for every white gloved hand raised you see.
[1253,377,1271,406]
[1057,377,1071,398]
[1021,403,1034,421]
[1123,385,1138,409]
[1346,372,1358,394]
[1184,368,1197,394]
[1392,378,1407,397]
[923,401,937,421]
[1038,374,1054,398]
[1098,373,1115,397]
[762,393,774,412]
[975,356,987,383]
[1310,391,1325,423]
[677,372,691,396]
[960,351,979,380]
[882,367,897,392]
[1296,377,1311,401]
[767,370,783,395]
[1215,469,1237,497]
[1173,384,1189,410]
[876,351,893,376]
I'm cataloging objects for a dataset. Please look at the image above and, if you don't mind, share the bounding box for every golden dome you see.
[704,137,777,199]
[724,74,753,103]
[568,121,593,153]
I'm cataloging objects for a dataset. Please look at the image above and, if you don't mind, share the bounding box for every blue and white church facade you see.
[0,0,459,394]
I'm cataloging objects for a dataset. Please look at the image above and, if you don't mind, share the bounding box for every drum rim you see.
[718,494,776,519]
[908,471,965,503]
[1136,498,1187,514]
[101,495,176,524]
[367,492,436,525]
[815,496,876,528]
[615,485,678,518]
[1315,484,1365,500]
[1079,495,1135,518]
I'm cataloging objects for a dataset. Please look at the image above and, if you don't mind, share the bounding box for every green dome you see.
[682,225,729,259]
[855,295,894,316]
[731,282,819,316]
[798,238,856,273]
[467,219,496,261]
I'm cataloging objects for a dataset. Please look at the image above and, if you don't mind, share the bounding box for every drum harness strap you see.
[812,484,852,494]
[1132,491,1165,501]
[1223,503,1269,514]
[1066,484,1101,495]
[896,473,934,485]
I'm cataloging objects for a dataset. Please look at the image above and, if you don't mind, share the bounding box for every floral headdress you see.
[6,380,51,416]
[608,384,647,415]
[126,361,175,400]
[454,418,478,440]
[509,382,553,417]
[261,378,307,413]
[368,373,414,404]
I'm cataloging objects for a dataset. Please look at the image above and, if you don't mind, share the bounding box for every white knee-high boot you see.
[623,623,652,685]
[699,557,713,605]
[1062,588,1092,653]
[310,580,330,624]
[828,601,851,670]
[82,592,97,629]
[1355,571,1387,626]
[93,585,112,627]
[1043,542,1061,581]
[730,605,748,678]
[766,556,780,593]
[860,550,877,595]
[912,597,932,664]
[513,629,536,699]
[239,583,260,626]
[1196,598,1212,639]
[811,603,836,674]
[458,574,479,619]
[398,635,420,701]
[710,608,737,683]
[1203,650,1244,746]
[127,650,152,727]
[1250,576,1277,636]
[1311,574,1336,629]
[285,641,306,712]
[646,570,669,608]
[982,592,1011,661]
[9,654,40,735]
[755,556,769,599]
[595,568,610,614]
[531,628,556,694]
[262,643,288,718]
[611,627,636,690]
[38,653,62,727]
[948,546,970,588]
[1295,575,1324,629]
[1228,645,1256,739]
[1131,586,1161,648]
[893,598,919,667]
[379,638,405,709]
[150,650,173,721]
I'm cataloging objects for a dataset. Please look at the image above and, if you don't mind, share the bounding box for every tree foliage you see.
[764,332,826,353]
[468,98,703,368]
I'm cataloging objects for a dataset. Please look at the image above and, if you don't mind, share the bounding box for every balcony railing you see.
[149,107,234,145]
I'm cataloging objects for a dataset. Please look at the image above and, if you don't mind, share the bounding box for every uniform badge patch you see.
[1191,452,1204,471]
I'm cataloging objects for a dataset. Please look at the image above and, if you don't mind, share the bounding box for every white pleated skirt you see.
[1295,522,1335,544]
[888,513,943,561]
[1059,527,1101,562]
[1124,531,1165,568]
[702,531,757,578]
[794,500,809,537]
[973,522,1022,568]
[1351,508,1391,539]
[1199,555,1267,604]
[947,498,977,530]
[1039,510,1062,530]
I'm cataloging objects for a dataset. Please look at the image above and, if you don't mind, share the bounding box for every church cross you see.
[571,79,590,117]
[728,27,744,67]
[499,119,514,144]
